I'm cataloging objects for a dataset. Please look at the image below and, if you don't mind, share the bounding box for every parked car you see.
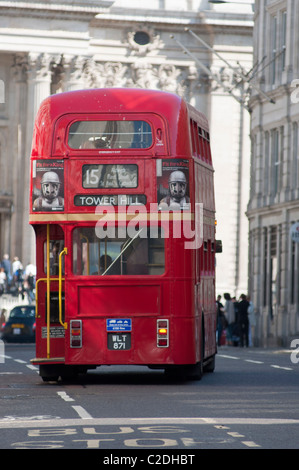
[1,305,36,342]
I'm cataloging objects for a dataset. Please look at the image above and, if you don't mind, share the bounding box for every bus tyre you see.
[41,375,59,382]
[164,363,203,381]
[40,365,60,382]
[185,361,203,381]
[204,355,215,373]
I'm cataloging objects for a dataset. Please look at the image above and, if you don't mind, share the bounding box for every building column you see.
[252,225,263,346]
[62,55,88,91]
[10,53,29,264]
[21,53,58,266]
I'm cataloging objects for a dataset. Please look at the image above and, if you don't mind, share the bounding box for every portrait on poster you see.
[157,159,190,211]
[32,160,64,212]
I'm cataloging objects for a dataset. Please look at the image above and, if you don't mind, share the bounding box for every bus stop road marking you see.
[71,406,93,420]
[1,416,299,429]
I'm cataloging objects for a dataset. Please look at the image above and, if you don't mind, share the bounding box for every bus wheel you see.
[61,366,79,382]
[164,363,203,381]
[204,355,215,373]
[185,361,203,381]
[41,375,59,382]
[39,365,60,382]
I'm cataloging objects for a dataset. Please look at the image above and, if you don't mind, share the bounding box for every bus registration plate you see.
[107,333,131,350]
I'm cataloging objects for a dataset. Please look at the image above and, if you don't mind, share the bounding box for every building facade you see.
[248,0,299,345]
[0,0,253,297]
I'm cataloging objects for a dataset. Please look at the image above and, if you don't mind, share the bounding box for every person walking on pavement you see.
[238,294,250,347]
[216,295,225,346]
[224,293,235,345]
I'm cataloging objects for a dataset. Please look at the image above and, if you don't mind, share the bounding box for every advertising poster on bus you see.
[32,160,64,212]
[157,159,190,210]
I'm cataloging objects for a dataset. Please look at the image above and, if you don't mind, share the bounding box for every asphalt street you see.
[0,342,299,452]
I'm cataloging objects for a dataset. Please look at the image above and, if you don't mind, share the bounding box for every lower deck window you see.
[72,227,165,276]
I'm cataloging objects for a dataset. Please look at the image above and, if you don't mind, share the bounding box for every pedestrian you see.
[238,294,250,347]
[231,297,240,346]
[12,256,24,298]
[12,256,22,276]
[24,262,36,304]
[0,267,6,296]
[0,308,7,328]
[1,254,11,291]
[224,293,235,345]
[216,295,225,346]
[247,296,256,347]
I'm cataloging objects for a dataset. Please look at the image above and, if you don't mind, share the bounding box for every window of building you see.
[292,122,298,190]
[271,15,277,85]
[264,131,270,197]
[263,226,279,315]
[263,228,268,307]
[281,10,287,71]
[271,128,280,196]
[133,31,150,46]
[291,238,296,305]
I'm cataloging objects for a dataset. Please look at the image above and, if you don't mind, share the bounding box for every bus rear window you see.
[72,227,165,276]
[68,120,152,150]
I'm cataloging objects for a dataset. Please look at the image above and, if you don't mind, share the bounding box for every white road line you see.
[270,365,293,371]
[219,354,293,370]
[14,359,27,364]
[26,364,38,371]
[57,391,75,402]
[0,416,299,429]
[72,406,93,419]
[242,440,261,448]
[245,359,264,364]
[227,431,245,438]
[218,354,240,360]
[0,371,23,375]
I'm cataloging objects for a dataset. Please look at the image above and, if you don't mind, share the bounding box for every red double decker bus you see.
[29,88,219,382]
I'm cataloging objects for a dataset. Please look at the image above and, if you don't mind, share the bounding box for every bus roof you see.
[31,88,209,158]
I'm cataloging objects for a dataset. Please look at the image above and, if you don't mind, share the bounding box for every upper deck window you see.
[68,120,152,150]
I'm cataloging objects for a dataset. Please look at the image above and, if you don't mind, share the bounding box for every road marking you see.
[270,365,293,371]
[26,364,38,371]
[242,440,261,448]
[218,354,240,360]
[245,359,264,364]
[72,406,93,420]
[0,416,299,429]
[219,353,294,370]
[14,359,27,364]
[227,431,245,438]
[57,391,75,402]
[0,371,23,375]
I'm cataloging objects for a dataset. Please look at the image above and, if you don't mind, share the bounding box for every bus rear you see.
[29,88,217,381]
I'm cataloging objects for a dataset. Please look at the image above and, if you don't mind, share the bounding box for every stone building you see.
[247,0,299,345]
[0,0,253,297]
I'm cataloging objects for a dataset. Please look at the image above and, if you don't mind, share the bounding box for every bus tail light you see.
[157,319,169,347]
[70,320,82,348]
